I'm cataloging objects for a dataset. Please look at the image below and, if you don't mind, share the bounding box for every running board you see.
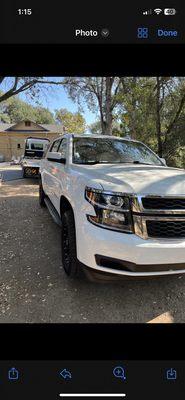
[44,197,62,227]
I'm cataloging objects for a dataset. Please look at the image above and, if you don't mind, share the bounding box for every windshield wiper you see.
[76,160,155,165]
[132,161,154,165]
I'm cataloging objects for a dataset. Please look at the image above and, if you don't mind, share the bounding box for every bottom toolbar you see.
[0,361,184,399]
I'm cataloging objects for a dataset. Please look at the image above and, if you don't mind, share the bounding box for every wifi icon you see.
[154,8,163,14]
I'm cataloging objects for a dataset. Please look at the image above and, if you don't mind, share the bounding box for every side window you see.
[58,138,67,158]
[50,139,61,153]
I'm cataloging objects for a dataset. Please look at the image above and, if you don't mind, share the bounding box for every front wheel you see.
[61,209,80,277]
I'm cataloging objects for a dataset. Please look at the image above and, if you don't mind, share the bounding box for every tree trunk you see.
[104,77,113,135]
[130,77,137,139]
[97,98,106,134]
[156,77,163,157]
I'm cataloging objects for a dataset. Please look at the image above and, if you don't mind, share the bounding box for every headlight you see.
[85,187,134,233]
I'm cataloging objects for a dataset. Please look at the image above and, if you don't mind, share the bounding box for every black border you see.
[1,44,185,76]
[0,323,183,360]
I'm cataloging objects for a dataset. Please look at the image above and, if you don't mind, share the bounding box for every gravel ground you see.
[0,174,185,323]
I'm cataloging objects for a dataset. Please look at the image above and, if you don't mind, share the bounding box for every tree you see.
[88,121,102,134]
[118,77,157,143]
[63,77,121,135]
[55,108,86,133]
[153,77,185,157]
[0,77,64,103]
[0,94,55,124]
[34,107,55,124]
[89,119,123,136]
[117,77,185,163]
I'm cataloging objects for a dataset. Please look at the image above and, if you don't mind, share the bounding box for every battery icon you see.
[164,8,176,15]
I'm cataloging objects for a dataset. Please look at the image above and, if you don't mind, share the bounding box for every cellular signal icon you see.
[154,8,163,14]
[143,9,152,15]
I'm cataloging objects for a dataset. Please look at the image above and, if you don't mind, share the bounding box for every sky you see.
[35,84,96,125]
[1,77,97,127]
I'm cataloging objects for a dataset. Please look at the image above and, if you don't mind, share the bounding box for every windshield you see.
[31,143,44,150]
[73,138,163,166]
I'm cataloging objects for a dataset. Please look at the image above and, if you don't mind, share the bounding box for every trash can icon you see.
[8,368,19,381]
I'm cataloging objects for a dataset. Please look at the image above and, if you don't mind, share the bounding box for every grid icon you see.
[137,27,149,39]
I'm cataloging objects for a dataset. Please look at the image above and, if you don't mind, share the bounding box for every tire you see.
[61,209,80,277]
[39,178,46,207]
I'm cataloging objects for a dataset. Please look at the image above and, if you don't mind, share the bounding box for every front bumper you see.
[76,219,185,277]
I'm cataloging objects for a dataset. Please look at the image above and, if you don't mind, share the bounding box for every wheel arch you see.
[60,196,75,218]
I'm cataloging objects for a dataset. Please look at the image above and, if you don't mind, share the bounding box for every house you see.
[0,120,64,161]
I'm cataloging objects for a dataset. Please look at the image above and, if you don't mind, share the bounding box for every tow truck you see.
[21,137,50,178]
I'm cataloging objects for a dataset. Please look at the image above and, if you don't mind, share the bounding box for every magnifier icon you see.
[113,366,126,380]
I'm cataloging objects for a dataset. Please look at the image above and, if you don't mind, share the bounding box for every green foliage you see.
[33,107,55,124]
[116,77,185,167]
[0,90,86,136]
[55,108,86,133]
[0,93,55,124]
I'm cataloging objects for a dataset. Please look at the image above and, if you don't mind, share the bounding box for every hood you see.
[72,163,185,195]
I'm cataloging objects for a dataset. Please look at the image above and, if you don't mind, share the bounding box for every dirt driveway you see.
[0,175,185,323]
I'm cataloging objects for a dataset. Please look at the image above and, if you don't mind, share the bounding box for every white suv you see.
[39,134,185,279]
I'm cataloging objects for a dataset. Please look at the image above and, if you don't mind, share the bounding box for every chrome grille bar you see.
[131,195,185,239]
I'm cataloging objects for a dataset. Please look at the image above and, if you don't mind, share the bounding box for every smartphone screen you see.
[0,1,185,399]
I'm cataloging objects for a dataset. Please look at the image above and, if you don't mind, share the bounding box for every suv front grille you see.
[146,220,185,238]
[142,197,185,210]
[132,195,185,239]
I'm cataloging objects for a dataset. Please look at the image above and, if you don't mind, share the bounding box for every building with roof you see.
[0,120,64,161]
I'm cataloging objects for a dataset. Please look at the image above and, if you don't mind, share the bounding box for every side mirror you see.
[47,152,66,164]
[160,157,167,166]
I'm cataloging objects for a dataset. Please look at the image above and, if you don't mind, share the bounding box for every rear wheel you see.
[39,178,46,207]
[61,209,80,277]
